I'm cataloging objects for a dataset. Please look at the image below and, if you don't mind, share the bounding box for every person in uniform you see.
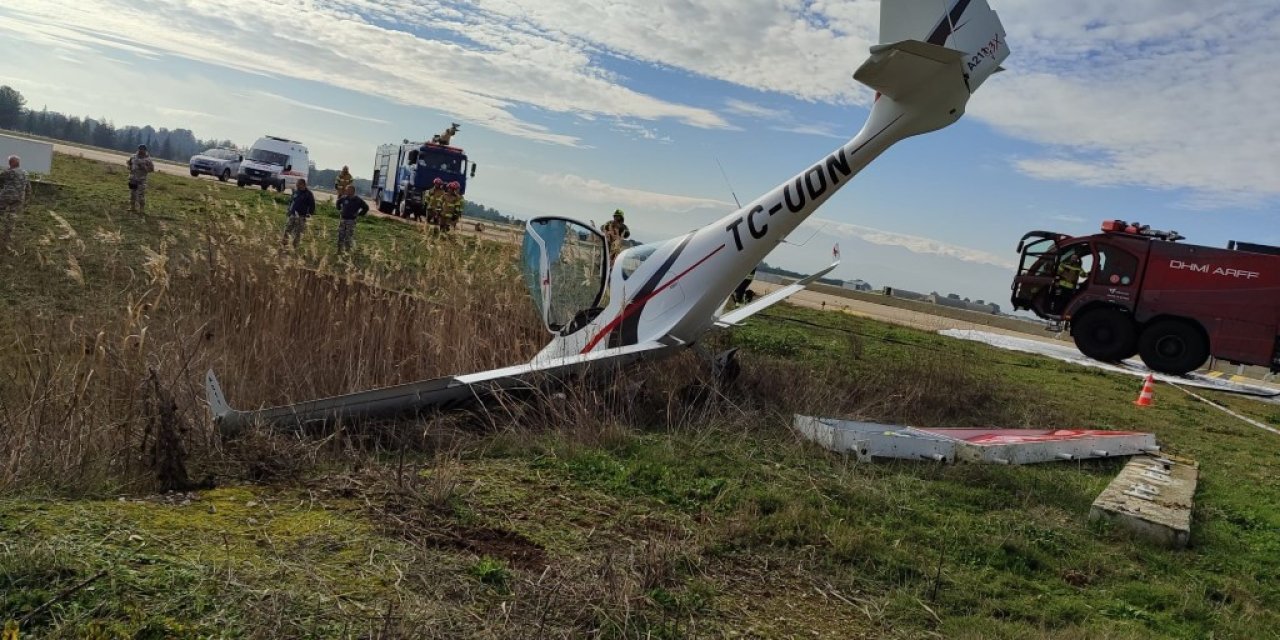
[334,166,354,198]
[127,144,156,214]
[0,155,32,252]
[445,181,464,231]
[280,178,316,248]
[1049,252,1085,315]
[601,209,630,256]
[335,185,369,253]
[424,178,446,226]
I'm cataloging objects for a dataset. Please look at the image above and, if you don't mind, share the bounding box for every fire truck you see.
[1011,220,1280,375]
[371,136,476,218]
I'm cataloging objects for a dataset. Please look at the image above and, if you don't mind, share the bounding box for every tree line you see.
[0,85,235,164]
[0,84,522,226]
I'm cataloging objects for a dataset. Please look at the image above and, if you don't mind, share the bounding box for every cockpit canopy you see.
[520,217,610,335]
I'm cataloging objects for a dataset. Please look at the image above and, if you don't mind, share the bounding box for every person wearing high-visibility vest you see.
[1056,253,1084,291]
[1047,252,1085,319]
[436,181,464,232]
[334,166,354,195]
[424,178,446,226]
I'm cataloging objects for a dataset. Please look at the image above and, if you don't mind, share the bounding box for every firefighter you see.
[1057,253,1084,291]
[601,209,630,256]
[1049,252,1085,316]
[437,181,464,232]
[425,178,446,226]
[334,166,354,196]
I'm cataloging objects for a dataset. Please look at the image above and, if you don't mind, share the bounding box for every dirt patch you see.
[368,484,548,570]
[429,525,547,571]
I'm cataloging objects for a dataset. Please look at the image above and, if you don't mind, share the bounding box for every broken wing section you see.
[206,339,675,434]
[713,260,839,329]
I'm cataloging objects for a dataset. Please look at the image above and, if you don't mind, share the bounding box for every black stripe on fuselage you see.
[613,233,694,347]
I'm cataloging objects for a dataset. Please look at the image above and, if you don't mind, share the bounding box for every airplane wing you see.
[207,338,676,434]
[714,260,840,329]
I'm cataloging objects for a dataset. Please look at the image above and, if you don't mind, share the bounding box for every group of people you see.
[421,177,465,232]
[280,178,368,253]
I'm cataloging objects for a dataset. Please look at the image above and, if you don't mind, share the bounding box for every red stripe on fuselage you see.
[580,244,727,354]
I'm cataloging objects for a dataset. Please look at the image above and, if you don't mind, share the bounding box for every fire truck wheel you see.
[1138,320,1208,376]
[1071,308,1137,362]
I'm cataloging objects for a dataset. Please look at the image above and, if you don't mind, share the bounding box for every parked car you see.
[189,148,243,182]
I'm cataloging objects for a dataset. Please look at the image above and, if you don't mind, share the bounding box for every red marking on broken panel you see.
[919,429,1147,446]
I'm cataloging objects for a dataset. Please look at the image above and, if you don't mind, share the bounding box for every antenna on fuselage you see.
[714,157,741,209]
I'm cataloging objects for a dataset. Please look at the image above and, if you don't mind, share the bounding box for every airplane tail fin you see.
[205,369,231,421]
[854,0,1008,133]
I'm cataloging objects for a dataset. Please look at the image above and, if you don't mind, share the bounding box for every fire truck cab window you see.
[1058,244,1094,290]
[1093,245,1139,286]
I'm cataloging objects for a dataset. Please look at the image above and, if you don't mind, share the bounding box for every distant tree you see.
[159,137,173,160]
[62,116,83,142]
[92,119,117,148]
[20,109,38,134]
[0,86,25,129]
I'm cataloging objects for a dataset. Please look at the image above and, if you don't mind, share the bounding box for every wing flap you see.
[715,261,839,328]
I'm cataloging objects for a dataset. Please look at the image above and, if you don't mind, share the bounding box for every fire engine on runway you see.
[1012,220,1280,375]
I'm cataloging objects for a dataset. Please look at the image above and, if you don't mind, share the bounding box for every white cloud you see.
[771,123,845,140]
[0,1,731,147]
[724,99,788,120]
[5,0,1278,207]
[972,0,1280,206]
[808,218,1017,269]
[154,107,222,122]
[534,172,733,213]
[252,91,390,125]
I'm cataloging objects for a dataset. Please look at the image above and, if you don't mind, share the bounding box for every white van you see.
[235,136,310,192]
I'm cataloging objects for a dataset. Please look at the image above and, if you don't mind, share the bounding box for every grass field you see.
[1,155,1279,639]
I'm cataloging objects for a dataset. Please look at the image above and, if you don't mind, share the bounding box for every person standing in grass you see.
[281,178,315,249]
[126,144,156,215]
[335,185,368,254]
[0,155,32,252]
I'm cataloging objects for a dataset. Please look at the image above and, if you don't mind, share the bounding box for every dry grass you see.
[0,189,545,495]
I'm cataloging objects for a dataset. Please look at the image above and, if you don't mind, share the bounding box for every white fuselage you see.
[533,88,972,364]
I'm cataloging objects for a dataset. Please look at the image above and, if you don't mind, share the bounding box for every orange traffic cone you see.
[1134,374,1155,407]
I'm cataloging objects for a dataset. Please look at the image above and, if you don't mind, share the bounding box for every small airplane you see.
[207,0,1011,432]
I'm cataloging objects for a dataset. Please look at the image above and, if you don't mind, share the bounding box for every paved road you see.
[51,141,348,203]
[752,281,1065,344]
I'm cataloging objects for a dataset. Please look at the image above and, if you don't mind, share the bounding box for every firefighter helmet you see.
[448,181,461,191]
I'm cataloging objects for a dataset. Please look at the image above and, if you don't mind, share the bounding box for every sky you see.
[1,0,1278,309]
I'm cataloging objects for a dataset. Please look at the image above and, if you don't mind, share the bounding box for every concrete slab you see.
[1089,455,1198,549]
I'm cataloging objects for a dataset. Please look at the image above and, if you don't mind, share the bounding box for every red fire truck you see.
[1011,220,1280,375]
